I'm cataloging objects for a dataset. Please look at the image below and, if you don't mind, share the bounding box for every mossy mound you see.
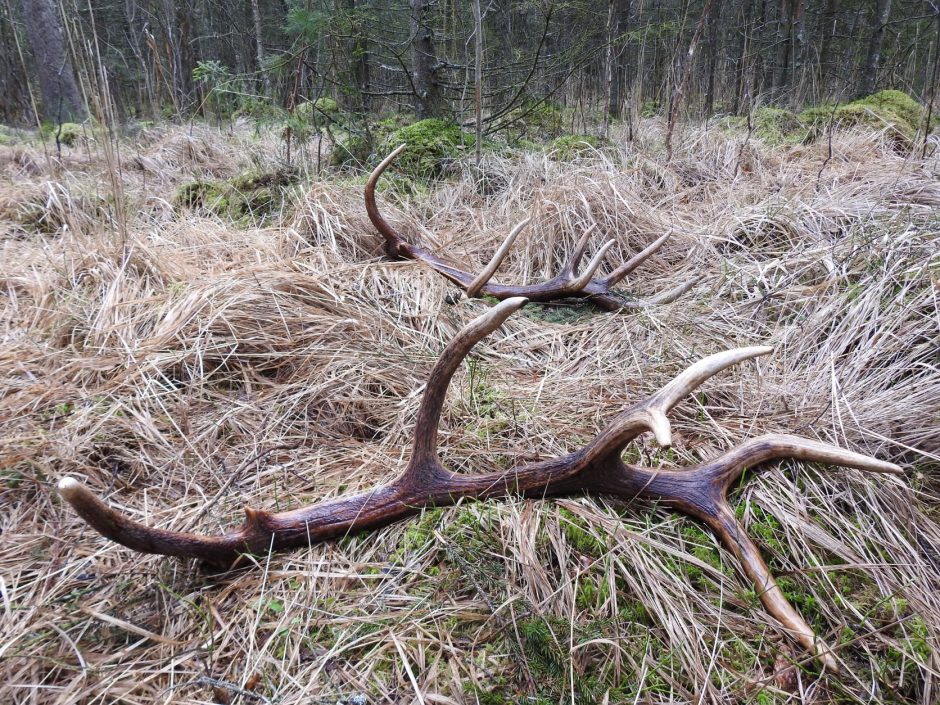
[175,168,298,223]
[854,89,923,130]
[330,134,372,168]
[548,133,612,160]
[330,113,416,169]
[727,91,925,148]
[385,118,475,178]
[751,107,804,144]
[52,123,84,147]
[827,90,924,145]
[295,97,339,123]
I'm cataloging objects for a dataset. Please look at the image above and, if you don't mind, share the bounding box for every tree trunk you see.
[772,0,791,94]
[250,0,268,95]
[606,0,631,120]
[704,0,723,115]
[410,0,442,119]
[733,0,755,114]
[858,0,892,96]
[18,0,85,122]
[336,0,369,112]
[818,0,838,91]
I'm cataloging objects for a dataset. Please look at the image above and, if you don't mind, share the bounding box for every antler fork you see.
[59,299,901,671]
[365,145,697,311]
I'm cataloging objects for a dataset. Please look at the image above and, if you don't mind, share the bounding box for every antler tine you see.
[465,218,531,298]
[621,276,701,309]
[58,476,246,563]
[649,346,773,416]
[706,433,903,490]
[566,240,616,292]
[709,505,842,673]
[365,143,410,255]
[601,231,672,287]
[559,224,597,277]
[585,346,773,458]
[409,297,528,464]
[690,434,899,674]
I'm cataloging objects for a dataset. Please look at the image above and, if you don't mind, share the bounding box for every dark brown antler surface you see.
[59,298,902,672]
[365,145,696,311]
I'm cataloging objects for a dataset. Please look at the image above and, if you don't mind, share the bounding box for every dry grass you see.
[1,119,938,704]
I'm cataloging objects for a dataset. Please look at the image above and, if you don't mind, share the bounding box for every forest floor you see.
[1,118,939,704]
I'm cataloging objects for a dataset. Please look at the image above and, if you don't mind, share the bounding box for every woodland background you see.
[2,0,939,135]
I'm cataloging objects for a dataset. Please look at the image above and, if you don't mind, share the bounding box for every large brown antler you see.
[365,145,696,311]
[59,298,901,672]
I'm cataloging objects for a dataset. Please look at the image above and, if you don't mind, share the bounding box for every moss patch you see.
[502,99,564,141]
[386,118,475,178]
[548,134,612,160]
[175,168,298,223]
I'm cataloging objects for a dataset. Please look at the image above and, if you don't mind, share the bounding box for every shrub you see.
[57,123,84,147]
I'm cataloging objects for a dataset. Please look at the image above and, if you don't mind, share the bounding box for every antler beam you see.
[59,299,901,672]
[365,145,696,311]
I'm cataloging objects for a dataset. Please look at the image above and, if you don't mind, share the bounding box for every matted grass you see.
[1,120,938,704]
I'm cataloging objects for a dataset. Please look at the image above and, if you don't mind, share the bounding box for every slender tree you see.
[409,0,442,118]
[858,0,893,96]
[18,0,85,122]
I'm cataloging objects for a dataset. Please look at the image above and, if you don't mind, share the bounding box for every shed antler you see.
[59,299,901,672]
[365,145,696,311]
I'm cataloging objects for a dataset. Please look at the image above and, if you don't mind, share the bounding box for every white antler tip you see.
[58,476,83,499]
[648,410,672,447]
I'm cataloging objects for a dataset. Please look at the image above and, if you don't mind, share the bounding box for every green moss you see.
[548,134,612,160]
[175,180,229,211]
[386,118,475,178]
[331,134,371,167]
[798,90,923,146]
[832,101,916,144]
[798,104,839,126]
[502,98,564,141]
[314,96,339,114]
[558,507,608,557]
[521,301,601,324]
[56,123,84,146]
[750,107,805,145]
[0,125,13,146]
[854,89,923,130]
[175,168,298,223]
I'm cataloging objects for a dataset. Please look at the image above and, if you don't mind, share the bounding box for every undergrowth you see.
[0,111,938,704]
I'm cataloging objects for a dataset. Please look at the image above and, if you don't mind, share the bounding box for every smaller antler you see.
[365,144,695,311]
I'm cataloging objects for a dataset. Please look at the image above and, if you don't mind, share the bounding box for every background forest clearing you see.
[1,109,939,703]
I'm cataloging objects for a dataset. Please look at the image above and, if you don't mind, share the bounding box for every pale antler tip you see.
[58,476,83,498]
[648,409,672,447]
[499,296,529,312]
